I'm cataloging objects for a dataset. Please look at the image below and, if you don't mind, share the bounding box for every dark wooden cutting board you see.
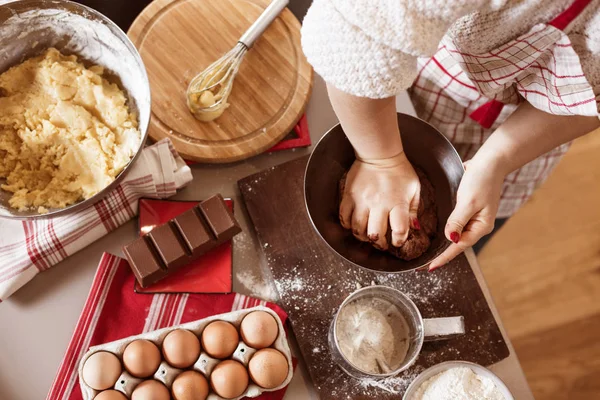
[238,156,509,399]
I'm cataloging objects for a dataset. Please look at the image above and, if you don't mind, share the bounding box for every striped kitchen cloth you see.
[0,139,193,302]
[47,253,293,400]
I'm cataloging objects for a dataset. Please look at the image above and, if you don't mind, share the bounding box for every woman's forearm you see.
[472,101,600,174]
[327,84,403,161]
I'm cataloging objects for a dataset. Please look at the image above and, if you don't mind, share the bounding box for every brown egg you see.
[94,390,128,400]
[82,351,122,390]
[123,340,161,378]
[162,329,201,369]
[131,380,170,400]
[201,321,239,359]
[248,348,289,389]
[240,311,279,349]
[172,370,209,400]
[210,360,249,399]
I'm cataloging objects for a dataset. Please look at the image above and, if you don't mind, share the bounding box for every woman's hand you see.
[428,158,505,271]
[326,85,420,250]
[340,151,420,250]
[428,102,600,271]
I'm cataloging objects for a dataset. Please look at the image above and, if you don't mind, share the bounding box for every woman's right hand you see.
[339,151,421,250]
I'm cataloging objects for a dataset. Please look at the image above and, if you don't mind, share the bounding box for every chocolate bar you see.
[123,195,241,287]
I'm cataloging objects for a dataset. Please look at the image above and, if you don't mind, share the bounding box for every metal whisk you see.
[187,0,289,121]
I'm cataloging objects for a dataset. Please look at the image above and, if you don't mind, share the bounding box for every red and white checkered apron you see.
[409,0,599,218]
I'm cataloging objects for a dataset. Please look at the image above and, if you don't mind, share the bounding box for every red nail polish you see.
[413,218,421,230]
[450,231,460,243]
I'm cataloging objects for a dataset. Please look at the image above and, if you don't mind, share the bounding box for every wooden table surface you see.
[0,1,534,399]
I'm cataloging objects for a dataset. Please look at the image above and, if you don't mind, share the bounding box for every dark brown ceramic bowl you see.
[304,113,464,273]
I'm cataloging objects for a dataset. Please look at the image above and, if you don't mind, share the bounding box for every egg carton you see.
[78,306,293,400]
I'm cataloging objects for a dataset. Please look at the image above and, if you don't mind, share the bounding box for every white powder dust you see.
[236,269,278,303]
[412,367,506,400]
[359,369,422,395]
[248,234,465,398]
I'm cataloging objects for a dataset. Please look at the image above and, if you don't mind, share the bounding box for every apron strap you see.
[549,0,592,30]
[469,100,505,129]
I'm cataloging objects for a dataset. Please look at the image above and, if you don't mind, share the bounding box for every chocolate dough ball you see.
[387,228,431,260]
[419,205,438,236]
[416,168,436,212]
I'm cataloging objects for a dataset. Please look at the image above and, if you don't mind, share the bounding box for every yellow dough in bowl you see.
[0,48,140,213]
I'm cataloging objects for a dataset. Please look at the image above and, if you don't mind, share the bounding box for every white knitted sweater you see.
[301,0,600,100]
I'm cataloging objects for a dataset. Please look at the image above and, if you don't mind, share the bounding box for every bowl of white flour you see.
[403,361,514,400]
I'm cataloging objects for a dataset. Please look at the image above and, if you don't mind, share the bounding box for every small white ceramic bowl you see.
[403,361,515,400]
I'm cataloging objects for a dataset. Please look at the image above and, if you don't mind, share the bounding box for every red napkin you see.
[267,115,311,153]
[48,253,293,400]
[135,198,233,294]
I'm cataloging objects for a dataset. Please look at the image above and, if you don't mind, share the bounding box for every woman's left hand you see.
[428,157,505,271]
[428,101,600,272]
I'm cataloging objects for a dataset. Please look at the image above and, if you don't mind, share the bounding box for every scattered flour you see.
[358,368,423,395]
[236,269,278,303]
[231,196,466,398]
[275,275,304,292]
[267,259,459,397]
[412,367,506,400]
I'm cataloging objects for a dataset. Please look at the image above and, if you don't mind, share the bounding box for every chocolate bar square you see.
[198,194,242,241]
[123,236,167,287]
[173,208,216,257]
[147,222,190,269]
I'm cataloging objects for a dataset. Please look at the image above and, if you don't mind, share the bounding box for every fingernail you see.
[412,218,421,230]
[450,231,460,243]
[368,233,379,242]
[428,265,440,272]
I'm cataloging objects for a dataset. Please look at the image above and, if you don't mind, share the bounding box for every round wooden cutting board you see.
[128,0,313,163]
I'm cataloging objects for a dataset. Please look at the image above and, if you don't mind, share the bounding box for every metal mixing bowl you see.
[304,113,464,273]
[0,0,150,219]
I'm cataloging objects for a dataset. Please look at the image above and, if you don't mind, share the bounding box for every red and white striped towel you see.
[0,139,193,302]
[47,253,292,400]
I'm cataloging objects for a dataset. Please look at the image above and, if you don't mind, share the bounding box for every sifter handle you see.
[423,316,466,342]
[238,0,289,48]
